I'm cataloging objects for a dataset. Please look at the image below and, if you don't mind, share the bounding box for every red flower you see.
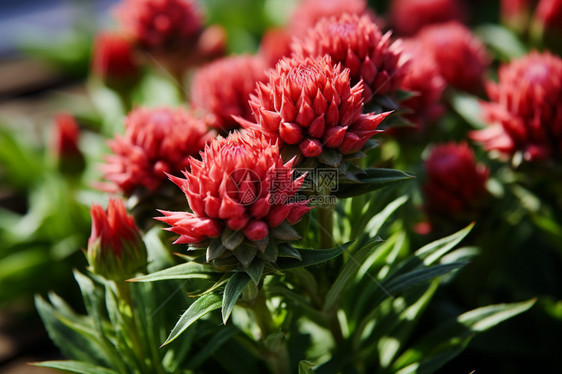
[389,0,467,36]
[52,113,85,175]
[290,0,369,37]
[423,142,489,217]
[398,40,446,128]
[292,14,407,101]
[157,130,311,266]
[501,0,532,28]
[114,0,202,53]
[102,107,214,195]
[237,56,390,160]
[535,0,562,30]
[91,31,139,85]
[471,51,562,161]
[417,21,490,93]
[191,55,268,133]
[87,198,147,280]
[259,28,293,68]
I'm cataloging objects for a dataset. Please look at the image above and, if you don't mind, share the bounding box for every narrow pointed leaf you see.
[278,244,303,260]
[270,222,302,240]
[335,168,414,198]
[222,272,251,324]
[162,293,222,346]
[233,244,258,268]
[207,239,227,262]
[277,242,352,269]
[128,262,217,282]
[33,361,118,374]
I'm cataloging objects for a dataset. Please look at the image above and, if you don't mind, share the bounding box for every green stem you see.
[248,291,291,374]
[318,184,335,249]
[116,282,164,374]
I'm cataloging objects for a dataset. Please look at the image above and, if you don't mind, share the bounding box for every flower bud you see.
[87,198,148,281]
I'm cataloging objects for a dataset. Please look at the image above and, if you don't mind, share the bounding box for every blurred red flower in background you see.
[423,142,489,217]
[417,21,490,93]
[52,113,85,175]
[191,55,268,133]
[290,0,369,37]
[397,40,446,128]
[292,13,407,101]
[259,28,293,68]
[114,0,202,53]
[472,51,562,161]
[91,31,140,86]
[389,0,467,36]
[101,107,214,195]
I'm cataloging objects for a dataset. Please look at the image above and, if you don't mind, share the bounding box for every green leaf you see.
[336,168,414,198]
[270,222,302,240]
[449,91,487,129]
[323,239,384,312]
[415,223,474,266]
[33,361,118,374]
[245,259,265,284]
[299,360,316,374]
[474,24,527,60]
[257,240,278,262]
[384,262,468,295]
[361,195,409,239]
[186,327,238,370]
[207,239,228,262]
[222,273,251,324]
[277,244,303,260]
[162,293,222,346]
[392,299,536,373]
[128,262,217,282]
[232,244,258,268]
[277,242,353,269]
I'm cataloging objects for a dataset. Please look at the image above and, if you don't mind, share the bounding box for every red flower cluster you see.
[157,131,311,246]
[102,107,213,195]
[472,51,562,161]
[292,13,406,100]
[191,55,268,133]
[417,21,490,93]
[389,0,467,36]
[91,32,139,86]
[290,0,369,37]
[238,56,390,159]
[398,40,446,128]
[423,142,489,217]
[114,0,202,53]
[88,198,147,280]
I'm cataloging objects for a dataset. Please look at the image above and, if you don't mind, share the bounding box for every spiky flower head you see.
[423,142,489,217]
[157,130,311,268]
[417,21,490,93]
[397,40,446,128]
[87,198,147,281]
[471,51,562,161]
[191,55,268,133]
[238,56,390,163]
[102,107,214,195]
[91,31,139,87]
[292,13,407,101]
[389,0,467,36]
[114,0,202,53]
[290,0,369,37]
